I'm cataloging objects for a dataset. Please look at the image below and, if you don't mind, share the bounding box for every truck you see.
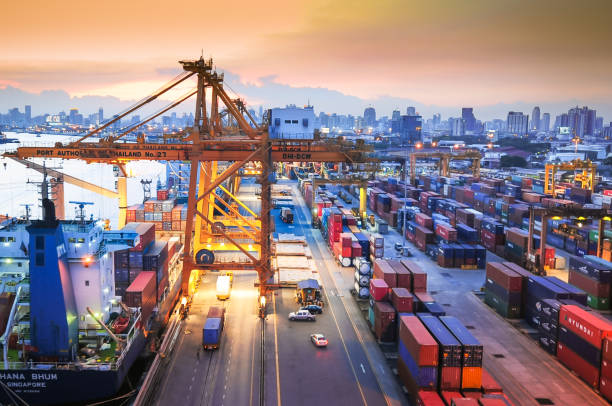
[281,207,294,224]
[202,317,223,350]
[216,275,231,300]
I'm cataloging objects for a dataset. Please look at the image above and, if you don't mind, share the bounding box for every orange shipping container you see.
[162,212,172,222]
[172,204,184,221]
[154,221,163,231]
[172,221,182,231]
[461,366,482,389]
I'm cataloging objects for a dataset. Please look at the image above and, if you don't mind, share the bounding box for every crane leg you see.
[117,176,127,229]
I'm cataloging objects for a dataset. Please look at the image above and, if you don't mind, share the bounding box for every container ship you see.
[0,195,183,405]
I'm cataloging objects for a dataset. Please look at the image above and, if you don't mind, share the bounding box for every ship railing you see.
[1,286,24,369]
[0,360,120,371]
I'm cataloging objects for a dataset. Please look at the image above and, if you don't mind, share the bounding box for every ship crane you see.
[3,55,376,317]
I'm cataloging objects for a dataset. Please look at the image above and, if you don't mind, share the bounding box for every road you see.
[152,178,405,406]
[153,271,261,406]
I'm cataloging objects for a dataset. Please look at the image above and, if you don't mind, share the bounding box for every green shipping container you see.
[368,306,375,329]
[587,294,610,310]
[485,291,522,318]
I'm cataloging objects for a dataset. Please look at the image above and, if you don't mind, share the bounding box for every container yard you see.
[1,50,612,406]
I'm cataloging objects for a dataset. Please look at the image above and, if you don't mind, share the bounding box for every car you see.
[300,304,323,314]
[310,333,328,347]
[288,310,315,321]
[394,242,403,251]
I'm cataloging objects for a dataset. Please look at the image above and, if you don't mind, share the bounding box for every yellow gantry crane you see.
[4,56,375,316]
[544,159,596,196]
[409,148,482,184]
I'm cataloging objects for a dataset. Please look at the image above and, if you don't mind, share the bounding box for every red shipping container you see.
[450,398,478,406]
[568,270,610,297]
[162,211,172,222]
[440,367,461,390]
[340,233,352,247]
[481,369,503,393]
[157,189,168,200]
[125,271,156,323]
[370,279,389,301]
[374,301,396,341]
[401,260,427,292]
[386,260,411,290]
[478,397,509,406]
[415,292,435,303]
[486,263,522,292]
[440,391,463,406]
[341,245,352,258]
[391,288,414,313]
[559,305,612,349]
[373,259,398,287]
[557,342,600,388]
[351,242,362,258]
[416,390,445,406]
[399,315,439,366]
[601,359,612,380]
[604,337,612,362]
[459,390,482,400]
[436,223,458,242]
[600,374,612,403]
[122,222,155,252]
[416,213,433,230]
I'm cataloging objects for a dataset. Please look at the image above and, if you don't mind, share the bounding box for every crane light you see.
[259,295,266,308]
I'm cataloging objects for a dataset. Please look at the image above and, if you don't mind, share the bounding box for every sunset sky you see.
[2,0,612,118]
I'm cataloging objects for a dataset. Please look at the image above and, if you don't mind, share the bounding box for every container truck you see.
[281,207,294,223]
[216,275,231,300]
[202,317,223,350]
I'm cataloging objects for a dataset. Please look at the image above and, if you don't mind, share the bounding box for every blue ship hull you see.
[0,332,146,406]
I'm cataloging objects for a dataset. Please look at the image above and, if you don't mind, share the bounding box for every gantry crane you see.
[4,56,375,316]
[409,149,482,184]
[526,205,611,275]
[544,159,596,196]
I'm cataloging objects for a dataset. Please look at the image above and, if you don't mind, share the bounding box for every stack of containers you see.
[125,271,156,324]
[397,315,439,400]
[415,391,446,405]
[435,222,458,243]
[484,263,522,318]
[440,316,483,391]
[480,218,505,255]
[525,276,570,328]
[373,259,397,288]
[414,292,446,316]
[568,256,612,310]
[534,299,561,355]
[369,233,384,261]
[456,224,478,244]
[418,315,463,391]
[171,203,185,231]
[157,189,169,200]
[558,305,612,389]
[143,240,169,301]
[601,338,612,402]
[373,301,397,342]
[504,228,528,266]
[401,260,427,293]
[115,222,156,298]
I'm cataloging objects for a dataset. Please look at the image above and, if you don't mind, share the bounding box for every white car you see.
[310,333,328,347]
[289,310,315,321]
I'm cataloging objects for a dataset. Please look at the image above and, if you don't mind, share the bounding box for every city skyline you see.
[2,1,612,119]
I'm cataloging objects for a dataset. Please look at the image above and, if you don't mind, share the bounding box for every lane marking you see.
[273,294,282,406]
[188,385,192,391]
[360,364,366,374]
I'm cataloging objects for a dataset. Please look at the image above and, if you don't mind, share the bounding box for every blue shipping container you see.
[398,339,437,388]
[203,317,223,349]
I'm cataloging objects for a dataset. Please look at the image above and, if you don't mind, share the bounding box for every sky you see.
[1,0,612,120]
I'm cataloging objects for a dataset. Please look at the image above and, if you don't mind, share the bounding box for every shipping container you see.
[415,390,445,406]
[559,305,612,349]
[125,271,156,323]
[202,317,223,350]
[369,279,389,301]
[391,288,414,313]
[557,342,600,388]
[373,259,398,287]
[399,315,439,366]
[440,316,483,367]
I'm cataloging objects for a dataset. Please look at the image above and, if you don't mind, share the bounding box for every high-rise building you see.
[392,109,401,121]
[541,113,550,132]
[98,107,104,124]
[596,117,604,133]
[506,111,529,136]
[461,108,476,132]
[391,109,401,133]
[450,118,465,136]
[399,114,422,144]
[531,106,540,131]
[432,113,441,127]
[567,106,597,137]
[363,107,376,127]
[25,105,31,123]
[406,106,416,116]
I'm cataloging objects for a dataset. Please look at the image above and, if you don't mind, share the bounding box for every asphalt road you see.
[154,271,261,406]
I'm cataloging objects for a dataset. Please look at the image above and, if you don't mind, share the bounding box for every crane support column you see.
[539,215,548,275]
[359,187,367,222]
[598,219,605,258]
[182,159,200,296]
[117,176,127,229]
[527,207,534,264]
